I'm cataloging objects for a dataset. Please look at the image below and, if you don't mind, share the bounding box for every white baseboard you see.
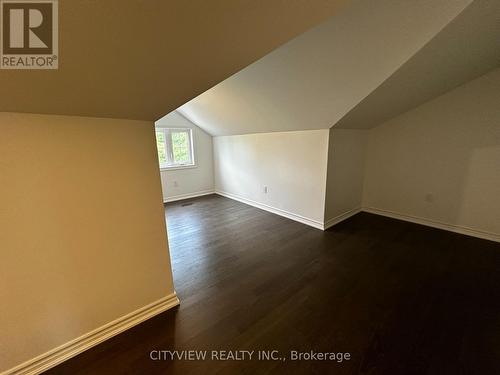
[363,207,500,243]
[324,207,362,230]
[4,292,180,375]
[215,190,324,230]
[163,189,214,203]
[211,194,500,242]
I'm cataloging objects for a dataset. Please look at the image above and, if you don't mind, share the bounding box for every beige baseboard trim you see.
[324,208,362,230]
[163,189,214,203]
[215,190,324,230]
[3,292,180,375]
[363,207,500,243]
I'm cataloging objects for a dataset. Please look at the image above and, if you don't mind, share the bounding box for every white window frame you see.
[155,128,196,170]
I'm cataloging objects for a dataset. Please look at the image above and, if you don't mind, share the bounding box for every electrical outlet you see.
[263,186,268,194]
[173,181,178,188]
[425,192,434,203]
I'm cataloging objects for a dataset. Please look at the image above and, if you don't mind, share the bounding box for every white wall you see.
[156,111,214,202]
[0,113,177,373]
[213,130,329,228]
[363,68,500,241]
[324,128,368,227]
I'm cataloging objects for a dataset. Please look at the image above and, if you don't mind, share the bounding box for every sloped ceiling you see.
[336,0,500,129]
[0,0,349,121]
[177,0,475,136]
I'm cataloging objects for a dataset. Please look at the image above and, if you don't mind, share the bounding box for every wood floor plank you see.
[45,194,500,374]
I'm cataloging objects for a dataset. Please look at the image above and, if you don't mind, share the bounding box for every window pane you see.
[155,130,168,165]
[171,131,191,164]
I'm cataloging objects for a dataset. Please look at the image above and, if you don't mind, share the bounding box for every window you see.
[155,128,194,169]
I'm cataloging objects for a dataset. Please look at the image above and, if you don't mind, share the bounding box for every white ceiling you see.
[177,0,473,136]
[336,0,500,129]
[0,0,348,120]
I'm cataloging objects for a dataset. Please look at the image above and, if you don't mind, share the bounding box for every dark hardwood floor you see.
[46,194,500,374]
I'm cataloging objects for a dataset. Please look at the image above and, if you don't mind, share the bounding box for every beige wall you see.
[213,130,329,227]
[325,129,368,223]
[156,112,214,201]
[0,113,175,372]
[363,68,500,240]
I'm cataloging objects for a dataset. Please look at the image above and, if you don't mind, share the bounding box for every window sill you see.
[160,164,197,171]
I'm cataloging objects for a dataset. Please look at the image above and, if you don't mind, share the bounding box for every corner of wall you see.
[323,127,369,229]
